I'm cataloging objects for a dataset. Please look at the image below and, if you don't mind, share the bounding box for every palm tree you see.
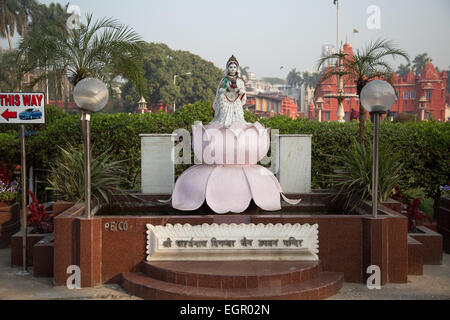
[317,38,409,144]
[301,71,320,88]
[18,13,145,97]
[396,63,411,77]
[412,53,431,75]
[16,0,39,41]
[0,50,21,90]
[239,66,250,79]
[287,68,302,87]
[0,0,19,51]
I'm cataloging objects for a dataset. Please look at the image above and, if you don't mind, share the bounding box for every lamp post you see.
[315,97,324,122]
[360,80,396,218]
[138,96,148,114]
[173,72,192,112]
[73,78,109,218]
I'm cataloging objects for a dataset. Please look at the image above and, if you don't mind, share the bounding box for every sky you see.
[2,0,450,79]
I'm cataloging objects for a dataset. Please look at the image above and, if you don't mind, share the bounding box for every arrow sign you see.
[0,93,45,124]
[1,109,17,121]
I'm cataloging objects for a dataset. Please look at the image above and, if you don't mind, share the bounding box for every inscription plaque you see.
[146,223,319,261]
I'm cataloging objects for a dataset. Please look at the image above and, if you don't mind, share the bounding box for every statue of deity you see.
[170,55,301,214]
[212,55,247,127]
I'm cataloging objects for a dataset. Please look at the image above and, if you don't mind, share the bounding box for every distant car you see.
[19,109,42,120]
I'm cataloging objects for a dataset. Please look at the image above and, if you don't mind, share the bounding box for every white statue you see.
[212,55,247,126]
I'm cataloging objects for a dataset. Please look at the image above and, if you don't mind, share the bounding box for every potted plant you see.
[47,144,129,208]
[328,140,403,213]
[10,191,55,266]
[28,190,55,234]
[0,180,19,208]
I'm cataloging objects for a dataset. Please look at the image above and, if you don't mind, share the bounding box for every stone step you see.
[142,261,321,289]
[121,271,343,300]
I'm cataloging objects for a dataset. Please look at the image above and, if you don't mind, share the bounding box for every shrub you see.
[0,102,448,206]
[327,140,403,211]
[47,144,130,204]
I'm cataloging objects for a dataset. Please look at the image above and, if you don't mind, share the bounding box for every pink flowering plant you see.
[0,180,19,204]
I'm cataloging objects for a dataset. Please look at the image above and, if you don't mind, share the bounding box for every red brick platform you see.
[121,261,343,300]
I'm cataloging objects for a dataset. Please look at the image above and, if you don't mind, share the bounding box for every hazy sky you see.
[3,0,450,79]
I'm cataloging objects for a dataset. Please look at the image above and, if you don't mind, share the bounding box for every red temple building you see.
[312,42,448,122]
[246,93,299,119]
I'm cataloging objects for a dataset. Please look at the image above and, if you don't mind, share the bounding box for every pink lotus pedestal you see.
[172,122,300,214]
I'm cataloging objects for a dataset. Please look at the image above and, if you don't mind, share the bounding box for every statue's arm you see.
[237,78,247,104]
[218,78,228,94]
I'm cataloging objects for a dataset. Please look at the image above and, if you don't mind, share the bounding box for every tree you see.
[16,0,40,41]
[317,38,409,144]
[239,66,250,79]
[447,66,450,94]
[262,77,286,85]
[121,42,223,113]
[18,13,145,99]
[397,63,411,77]
[0,50,21,91]
[0,0,19,50]
[286,68,302,87]
[412,53,431,75]
[301,71,320,88]
[29,2,67,32]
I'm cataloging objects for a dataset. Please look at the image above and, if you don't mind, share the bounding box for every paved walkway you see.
[330,252,450,300]
[0,247,449,300]
[0,248,139,300]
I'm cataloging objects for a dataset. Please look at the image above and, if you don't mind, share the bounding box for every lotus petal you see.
[205,166,252,214]
[172,165,214,211]
[243,166,282,211]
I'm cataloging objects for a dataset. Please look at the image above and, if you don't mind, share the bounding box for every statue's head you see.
[226,55,239,77]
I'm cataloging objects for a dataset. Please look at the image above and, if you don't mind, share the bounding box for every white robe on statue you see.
[212,77,247,127]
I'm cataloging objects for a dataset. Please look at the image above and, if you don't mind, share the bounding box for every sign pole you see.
[0,92,45,274]
[20,125,28,273]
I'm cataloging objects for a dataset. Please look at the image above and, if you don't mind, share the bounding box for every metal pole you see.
[173,75,177,113]
[20,125,27,272]
[82,111,91,218]
[337,0,340,50]
[372,113,380,218]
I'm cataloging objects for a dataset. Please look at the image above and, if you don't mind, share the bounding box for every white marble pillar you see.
[277,135,312,194]
[337,101,345,123]
[140,134,175,194]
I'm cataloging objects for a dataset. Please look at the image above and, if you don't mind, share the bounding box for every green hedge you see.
[0,103,448,203]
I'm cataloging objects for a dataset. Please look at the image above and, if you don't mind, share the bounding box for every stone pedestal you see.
[140,134,175,194]
[277,135,312,194]
[362,217,388,286]
[140,133,312,196]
